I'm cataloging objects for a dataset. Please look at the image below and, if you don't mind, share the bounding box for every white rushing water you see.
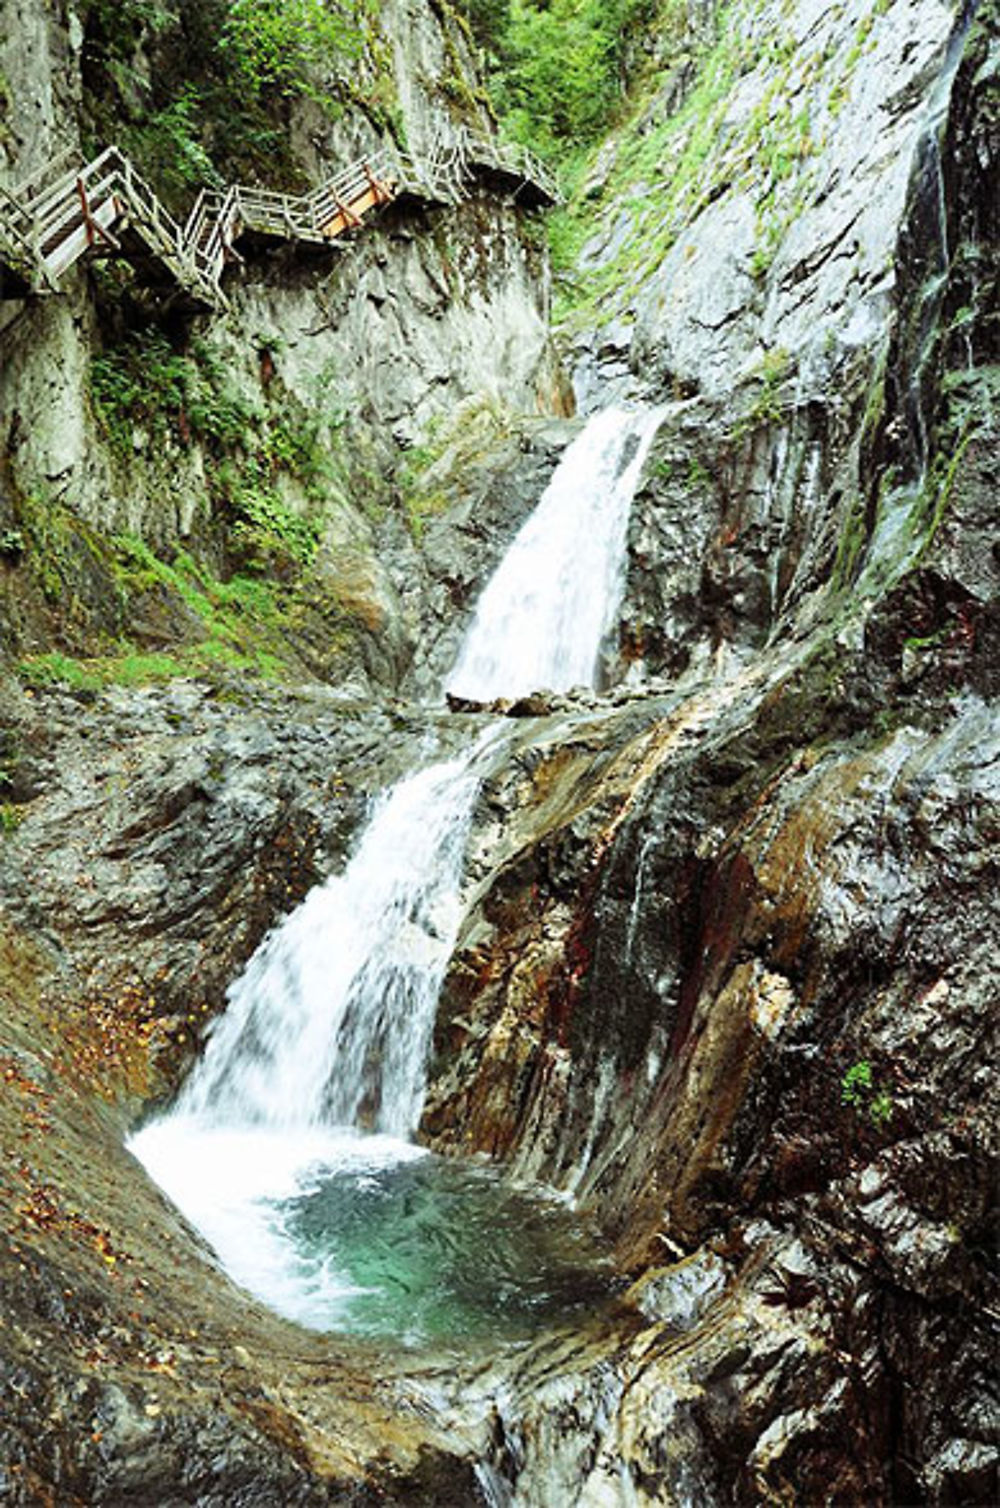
[131,737,490,1329]
[446,405,665,702]
[131,406,661,1337]
[174,744,485,1136]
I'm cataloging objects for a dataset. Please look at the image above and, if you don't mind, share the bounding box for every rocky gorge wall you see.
[417,0,998,1499]
[0,0,563,692]
[0,0,996,1502]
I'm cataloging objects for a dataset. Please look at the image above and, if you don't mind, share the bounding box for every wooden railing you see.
[0,125,559,309]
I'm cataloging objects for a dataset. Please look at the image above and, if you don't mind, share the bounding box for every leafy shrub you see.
[219,0,373,101]
[486,0,655,155]
[123,87,223,201]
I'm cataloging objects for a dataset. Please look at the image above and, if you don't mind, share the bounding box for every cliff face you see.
[0,0,996,1503]
[0,0,561,692]
[419,1,998,1499]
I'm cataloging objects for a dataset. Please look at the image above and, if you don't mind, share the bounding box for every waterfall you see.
[174,743,485,1137]
[130,405,658,1339]
[129,735,494,1333]
[446,406,665,702]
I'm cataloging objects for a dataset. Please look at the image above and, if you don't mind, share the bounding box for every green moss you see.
[12,491,121,620]
[547,4,750,329]
[831,491,869,592]
[547,0,886,332]
[394,397,514,542]
[90,331,335,575]
[0,67,13,151]
[15,634,289,692]
[16,652,104,693]
[921,426,976,548]
[108,535,302,678]
[902,628,946,654]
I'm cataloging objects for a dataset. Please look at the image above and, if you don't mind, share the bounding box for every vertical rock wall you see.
[0,0,560,687]
[420,2,998,1498]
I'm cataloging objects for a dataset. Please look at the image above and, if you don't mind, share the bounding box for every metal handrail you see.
[11,146,81,204]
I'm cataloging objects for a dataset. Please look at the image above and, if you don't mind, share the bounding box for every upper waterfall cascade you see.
[446,405,666,703]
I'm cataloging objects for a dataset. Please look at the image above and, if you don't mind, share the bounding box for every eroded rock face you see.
[0,0,996,1504]
[417,5,998,1498]
[0,674,488,1503]
[569,0,959,408]
[423,612,997,1504]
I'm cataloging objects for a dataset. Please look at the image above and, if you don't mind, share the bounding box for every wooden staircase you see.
[0,127,558,311]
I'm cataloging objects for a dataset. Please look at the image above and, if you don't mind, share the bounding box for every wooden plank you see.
[317,184,385,240]
[43,195,118,278]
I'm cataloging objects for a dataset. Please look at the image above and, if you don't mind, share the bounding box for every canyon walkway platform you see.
[0,128,558,311]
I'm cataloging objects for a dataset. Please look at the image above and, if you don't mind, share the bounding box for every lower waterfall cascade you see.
[129,406,663,1343]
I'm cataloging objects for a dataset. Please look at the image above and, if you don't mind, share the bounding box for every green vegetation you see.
[544,3,753,328]
[0,67,13,153]
[81,0,176,60]
[478,0,660,159]
[830,490,869,592]
[219,0,374,102]
[0,528,26,559]
[394,397,515,541]
[81,0,392,203]
[841,1060,894,1128]
[542,0,900,333]
[0,803,23,834]
[90,330,332,574]
[15,540,297,690]
[123,88,223,201]
[735,347,794,434]
[396,417,452,542]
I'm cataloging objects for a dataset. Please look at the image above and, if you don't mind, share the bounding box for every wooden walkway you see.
[0,128,558,311]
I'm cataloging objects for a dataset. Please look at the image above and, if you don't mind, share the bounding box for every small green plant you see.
[0,803,23,834]
[869,1089,894,1128]
[841,1059,874,1105]
[841,1059,894,1128]
[0,528,26,559]
[734,347,793,436]
[92,333,332,576]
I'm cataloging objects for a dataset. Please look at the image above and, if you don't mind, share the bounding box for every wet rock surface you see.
[418,8,999,1495]
[0,0,996,1503]
[0,674,486,1503]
